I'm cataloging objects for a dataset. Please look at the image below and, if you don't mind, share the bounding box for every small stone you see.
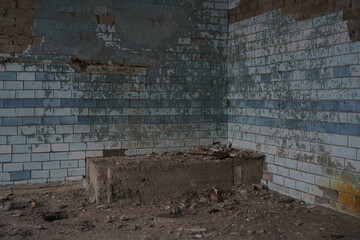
[104,215,111,223]
[293,220,304,226]
[210,194,219,202]
[240,190,247,195]
[30,201,36,209]
[189,228,207,233]
[211,151,230,159]
[9,212,22,217]
[169,151,182,156]
[120,215,130,221]
[0,194,10,202]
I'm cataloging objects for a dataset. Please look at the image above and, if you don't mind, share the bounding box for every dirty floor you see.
[1,184,360,240]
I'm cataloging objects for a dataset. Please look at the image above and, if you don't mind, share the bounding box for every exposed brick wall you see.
[228,9,360,217]
[0,0,228,185]
[229,0,360,41]
[0,0,43,53]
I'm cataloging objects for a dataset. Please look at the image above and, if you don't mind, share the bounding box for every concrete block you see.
[68,151,85,160]
[79,160,85,168]
[18,126,36,135]
[87,142,104,150]
[66,176,83,181]
[50,169,67,178]
[64,134,81,143]
[0,145,11,154]
[23,162,41,170]
[4,163,22,172]
[16,90,34,98]
[0,127,17,135]
[285,177,296,188]
[86,151,103,158]
[87,155,264,203]
[50,152,67,161]
[51,143,69,152]
[0,154,11,163]
[31,170,49,179]
[0,72,16,80]
[10,170,30,181]
[17,72,35,81]
[27,179,47,184]
[7,136,26,144]
[68,168,85,177]
[56,125,73,134]
[4,81,22,89]
[0,173,10,181]
[43,161,60,170]
[74,125,90,133]
[273,175,284,185]
[104,141,121,150]
[70,143,87,151]
[296,180,309,192]
[31,153,50,162]
[32,144,51,153]
[12,154,30,162]
[61,160,78,168]
[301,172,315,184]
[6,63,23,71]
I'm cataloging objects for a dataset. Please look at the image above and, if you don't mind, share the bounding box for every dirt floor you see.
[1,183,360,240]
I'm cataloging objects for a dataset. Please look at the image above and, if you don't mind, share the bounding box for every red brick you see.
[15,18,34,27]
[349,29,360,42]
[0,44,22,53]
[0,0,15,8]
[97,15,115,25]
[352,0,360,8]
[3,26,23,36]
[0,17,15,26]
[249,1,258,9]
[343,8,360,20]
[272,0,284,9]
[17,0,35,9]
[21,44,29,51]
[262,172,273,181]
[301,0,315,10]
[335,0,351,9]
[349,18,360,28]
[6,8,33,18]
[12,36,31,45]
[229,15,235,24]
[0,35,11,44]
[22,26,32,36]
[314,0,327,6]
[190,38,206,46]
[293,0,302,12]
[31,36,42,45]
[228,8,235,16]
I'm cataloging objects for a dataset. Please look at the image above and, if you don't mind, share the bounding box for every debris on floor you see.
[1,183,359,240]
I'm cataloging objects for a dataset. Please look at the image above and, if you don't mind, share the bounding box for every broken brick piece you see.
[211,151,230,160]
[97,14,115,25]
